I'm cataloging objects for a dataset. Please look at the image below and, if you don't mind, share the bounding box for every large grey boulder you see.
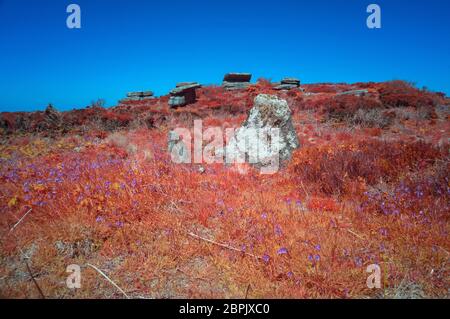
[222,94,299,173]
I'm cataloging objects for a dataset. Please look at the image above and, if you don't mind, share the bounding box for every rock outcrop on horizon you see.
[222,73,252,90]
[274,77,302,91]
[168,83,201,108]
[119,91,155,103]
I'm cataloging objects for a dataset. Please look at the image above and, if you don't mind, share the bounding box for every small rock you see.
[336,89,369,97]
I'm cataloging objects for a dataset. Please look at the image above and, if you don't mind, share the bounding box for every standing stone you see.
[223,94,299,171]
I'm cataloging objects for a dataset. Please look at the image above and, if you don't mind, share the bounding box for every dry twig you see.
[187,232,262,260]
[86,263,130,299]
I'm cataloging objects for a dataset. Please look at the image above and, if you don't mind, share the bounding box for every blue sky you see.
[0,0,449,112]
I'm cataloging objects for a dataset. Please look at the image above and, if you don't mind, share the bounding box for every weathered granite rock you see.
[176,82,201,88]
[127,91,154,98]
[274,84,299,91]
[222,73,252,90]
[120,91,155,103]
[222,94,299,173]
[168,96,186,108]
[169,83,201,108]
[223,73,252,83]
[222,81,251,90]
[336,89,369,97]
[274,77,301,90]
[281,78,300,86]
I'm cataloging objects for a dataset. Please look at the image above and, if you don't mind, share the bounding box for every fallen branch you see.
[187,232,262,260]
[245,284,251,299]
[86,263,130,299]
[9,209,32,233]
[25,260,45,299]
[300,180,310,200]
[346,229,365,240]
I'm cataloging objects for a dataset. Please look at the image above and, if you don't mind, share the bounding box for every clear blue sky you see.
[0,0,449,112]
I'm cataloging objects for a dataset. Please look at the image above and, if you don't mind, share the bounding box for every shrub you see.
[378,81,438,109]
[351,108,394,128]
[290,139,444,196]
[322,95,383,122]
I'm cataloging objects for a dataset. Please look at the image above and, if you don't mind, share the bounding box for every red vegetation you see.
[0,80,448,299]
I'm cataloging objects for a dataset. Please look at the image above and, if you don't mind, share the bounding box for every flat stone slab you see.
[281,78,300,86]
[336,89,369,96]
[127,91,154,98]
[170,83,201,96]
[119,96,155,103]
[222,81,250,90]
[274,84,299,91]
[176,82,201,88]
[223,73,252,83]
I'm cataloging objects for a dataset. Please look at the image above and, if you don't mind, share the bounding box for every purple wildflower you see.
[275,224,283,236]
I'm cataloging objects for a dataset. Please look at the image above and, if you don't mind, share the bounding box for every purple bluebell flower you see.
[275,225,283,236]
[379,228,388,236]
[315,244,321,251]
[262,254,270,263]
[116,221,124,227]
[277,247,288,255]
[354,257,363,267]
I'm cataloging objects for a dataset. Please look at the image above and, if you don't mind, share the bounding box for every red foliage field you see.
[0,80,449,298]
